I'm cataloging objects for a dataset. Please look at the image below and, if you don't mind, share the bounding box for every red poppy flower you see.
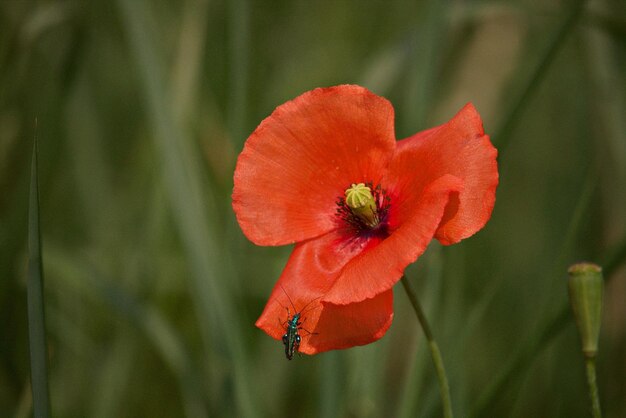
[232,85,498,355]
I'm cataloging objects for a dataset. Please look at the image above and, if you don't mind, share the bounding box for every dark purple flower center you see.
[335,182,390,239]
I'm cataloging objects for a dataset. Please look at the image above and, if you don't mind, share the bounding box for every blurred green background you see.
[1,0,625,417]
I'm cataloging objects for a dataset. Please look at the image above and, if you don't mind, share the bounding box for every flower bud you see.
[567,262,603,358]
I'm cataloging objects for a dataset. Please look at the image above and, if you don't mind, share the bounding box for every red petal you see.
[396,103,498,245]
[256,262,393,354]
[233,85,396,246]
[322,175,463,305]
[255,231,359,339]
[306,291,393,353]
[255,232,393,354]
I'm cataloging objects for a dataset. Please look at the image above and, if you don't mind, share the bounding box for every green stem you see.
[401,276,453,418]
[585,356,602,418]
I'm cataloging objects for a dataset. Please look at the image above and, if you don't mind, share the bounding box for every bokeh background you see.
[1,0,625,417]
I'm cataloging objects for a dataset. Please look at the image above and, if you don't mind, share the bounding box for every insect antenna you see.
[279,285,323,317]
[279,284,298,315]
[299,295,322,316]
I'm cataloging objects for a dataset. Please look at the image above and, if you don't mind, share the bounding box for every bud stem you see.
[585,356,602,418]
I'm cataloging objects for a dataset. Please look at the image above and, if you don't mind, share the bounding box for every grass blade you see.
[43,245,208,418]
[27,133,51,418]
[319,351,342,418]
[116,0,256,415]
[494,0,586,156]
[228,0,250,147]
[468,165,603,418]
[401,0,449,134]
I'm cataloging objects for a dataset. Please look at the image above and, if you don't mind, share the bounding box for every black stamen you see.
[335,182,390,237]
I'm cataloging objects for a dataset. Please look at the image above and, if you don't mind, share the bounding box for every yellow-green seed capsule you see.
[567,262,604,358]
[344,183,378,228]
